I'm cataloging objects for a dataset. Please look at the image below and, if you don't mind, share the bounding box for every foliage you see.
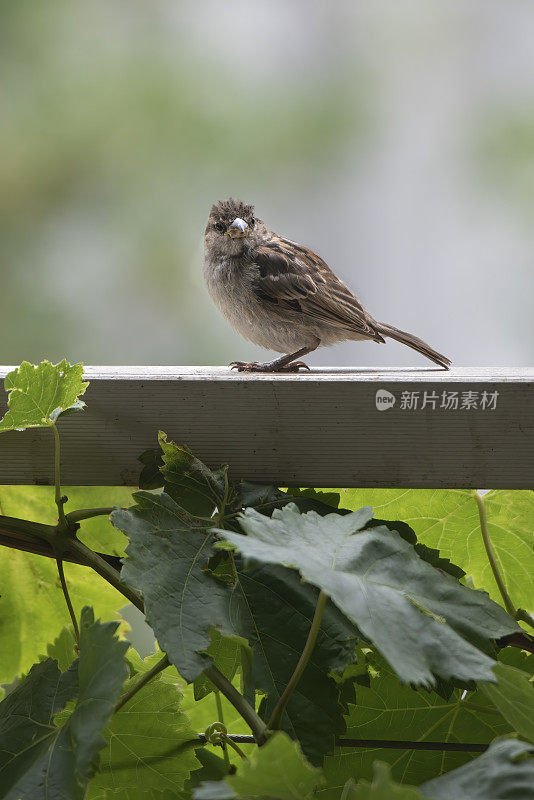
[0,361,533,799]
[0,607,128,800]
[0,360,87,431]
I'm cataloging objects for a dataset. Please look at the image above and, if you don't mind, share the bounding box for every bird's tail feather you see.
[375,323,451,369]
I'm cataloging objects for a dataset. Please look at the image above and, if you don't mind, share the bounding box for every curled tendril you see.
[204,721,228,745]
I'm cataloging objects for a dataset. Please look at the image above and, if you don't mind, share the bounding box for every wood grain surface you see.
[0,366,532,488]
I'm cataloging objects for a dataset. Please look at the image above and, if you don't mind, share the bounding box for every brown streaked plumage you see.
[203,198,451,372]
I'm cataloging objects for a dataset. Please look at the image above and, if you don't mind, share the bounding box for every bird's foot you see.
[229,360,310,373]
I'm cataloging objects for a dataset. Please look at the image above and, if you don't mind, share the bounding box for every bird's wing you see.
[252,238,383,340]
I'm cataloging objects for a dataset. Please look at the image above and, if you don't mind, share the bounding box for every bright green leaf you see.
[0,360,88,432]
[0,484,132,555]
[482,663,534,743]
[0,544,128,686]
[89,652,200,795]
[420,738,534,799]
[337,489,534,615]
[196,733,322,800]
[43,625,78,671]
[346,762,424,799]
[215,505,518,687]
[0,484,133,685]
[194,630,250,701]
[0,607,129,800]
[320,650,513,795]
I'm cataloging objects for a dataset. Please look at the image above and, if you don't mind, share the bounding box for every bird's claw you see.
[229,360,310,373]
[229,361,259,372]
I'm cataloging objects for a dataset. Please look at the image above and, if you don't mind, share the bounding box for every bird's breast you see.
[203,257,318,353]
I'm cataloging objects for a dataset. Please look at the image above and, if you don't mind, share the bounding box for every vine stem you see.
[56,556,80,644]
[68,537,144,611]
[66,508,115,523]
[268,590,327,732]
[215,691,231,771]
[224,736,247,761]
[204,665,267,743]
[474,491,516,617]
[52,423,67,528]
[115,654,170,713]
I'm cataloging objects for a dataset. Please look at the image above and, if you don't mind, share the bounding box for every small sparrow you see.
[204,198,450,372]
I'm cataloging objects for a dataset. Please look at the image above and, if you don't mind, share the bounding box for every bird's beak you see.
[226,217,249,238]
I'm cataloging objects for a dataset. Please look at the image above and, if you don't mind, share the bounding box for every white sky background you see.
[184,0,534,368]
[2,0,534,368]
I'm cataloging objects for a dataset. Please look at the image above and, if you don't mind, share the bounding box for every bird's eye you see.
[215,221,226,233]
[249,217,255,229]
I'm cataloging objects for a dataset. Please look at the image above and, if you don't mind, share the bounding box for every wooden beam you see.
[0,366,532,488]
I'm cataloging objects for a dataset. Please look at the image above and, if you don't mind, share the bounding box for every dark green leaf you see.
[215,505,519,687]
[0,360,88,432]
[420,738,534,799]
[0,607,128,800]
[138,448,165,490]
[113,492,236,682]
[115,489,358,764]
[158,432,229,517]
[286,488,341,509]
[0,658,78,798]
[231,561,358,765]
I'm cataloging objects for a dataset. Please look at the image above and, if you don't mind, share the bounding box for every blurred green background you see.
[1,0,533,368]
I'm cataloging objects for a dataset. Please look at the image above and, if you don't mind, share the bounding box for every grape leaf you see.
[231,561,358,765]
[337,489,534,615]
[88,652,200,794]
[0,360,88,431]
[0,544,128,686]
[343,763,424,799]
[42,625,78,671]
[113,491,236,682]
[194,631,250,701]
[482,662,534,743]
[112,492,357,761]
[114,490,358,764]
[214,505,519,687]
[158,431,229,516]
[0,658,78,799]
[194,733,322,800]
[0,607,128,800]
[140,435,349,523]
[0,485,132,685]
[320,651,513,795]
[419,738,534,799]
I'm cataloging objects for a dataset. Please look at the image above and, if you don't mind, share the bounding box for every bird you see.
[203,198,450,372]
